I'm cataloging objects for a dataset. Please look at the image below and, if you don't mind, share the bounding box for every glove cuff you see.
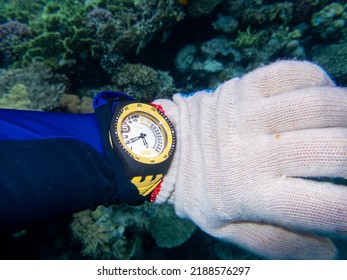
[150,98,180,204]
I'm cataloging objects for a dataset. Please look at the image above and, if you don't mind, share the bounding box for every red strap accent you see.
[150,179,162,203]
[150,103,165,114]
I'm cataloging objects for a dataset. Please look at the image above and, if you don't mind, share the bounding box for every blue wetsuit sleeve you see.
[0,108,104,155]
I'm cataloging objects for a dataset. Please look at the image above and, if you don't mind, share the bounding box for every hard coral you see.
[71,203,195,259]
[8,1,96,72]
[293,0,312,23]
[187,0,223,17]
[0,21,30,41]
[0,62,69,111]
[0,83,31,110]
[0,21,31,65]
[311,2,347,40]
[112,63,175,101]
[60,94,94,113]
[235,27,265,48]
[175,44,197,73]
[0,0,46,23]
[88,0,185,56]
[71,204,150,260]
[311,43,347,84]
[3,0,184,88]
[148,204,195,248]
[86,8,113,34]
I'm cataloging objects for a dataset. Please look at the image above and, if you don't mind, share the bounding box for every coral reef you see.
[87,0,184,56]
[311,2,347,40]
[0,0,46,23]
[172,0,313,88]
[0,21,31,65]
[212,13,238,33]
[83,0,185,80]
[113,63,159,99]
[234,27,266,48]
[175,44,197,73]
[59,94,94,114]
[187,0,223,17]
[311,42,347,84]
[0,62,69,111]
[1,0,184,81]
[0,83,31,109]
[71,203,195,259]
[293,0,313,23]
[175,36,242,82]
[2,1,95,71]
[71,204,148,259]
[148,204,195,248]
[111,63,175,101]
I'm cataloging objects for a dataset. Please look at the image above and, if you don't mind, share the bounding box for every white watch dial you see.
[120,113,165,158]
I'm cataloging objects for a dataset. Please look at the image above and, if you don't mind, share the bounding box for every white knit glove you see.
[153,61,347,259]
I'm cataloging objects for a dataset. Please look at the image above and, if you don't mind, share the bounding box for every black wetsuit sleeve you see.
[0,91,148,235]
[0,138,116,235]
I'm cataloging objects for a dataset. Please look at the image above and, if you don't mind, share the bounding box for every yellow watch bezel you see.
[114,103,174,164]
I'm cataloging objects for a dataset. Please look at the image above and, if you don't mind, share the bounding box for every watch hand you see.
[126,133,148,144]
[126,135,142,144]
[142,136,149,148]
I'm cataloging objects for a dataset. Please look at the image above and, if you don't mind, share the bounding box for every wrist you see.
[149,98,180,204]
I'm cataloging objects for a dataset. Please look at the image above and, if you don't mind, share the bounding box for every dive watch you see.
[109,101,176,198]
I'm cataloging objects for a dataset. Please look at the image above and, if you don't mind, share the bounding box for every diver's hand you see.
[153,61,347,259]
